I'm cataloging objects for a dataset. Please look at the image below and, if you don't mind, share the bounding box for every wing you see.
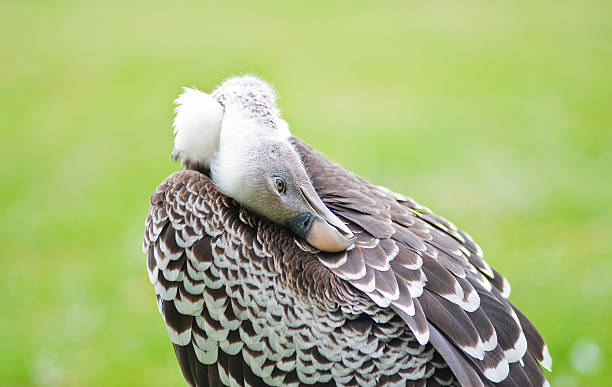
[295,138,552,387]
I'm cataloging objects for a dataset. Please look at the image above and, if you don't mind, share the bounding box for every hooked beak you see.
[286,186,355,252]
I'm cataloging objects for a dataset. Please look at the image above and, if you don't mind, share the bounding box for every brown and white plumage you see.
[143,76,551,386]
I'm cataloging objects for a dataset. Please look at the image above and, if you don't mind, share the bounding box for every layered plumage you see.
[143,76,551,386]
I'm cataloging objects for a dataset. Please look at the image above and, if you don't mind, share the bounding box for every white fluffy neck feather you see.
[172,87,224,167]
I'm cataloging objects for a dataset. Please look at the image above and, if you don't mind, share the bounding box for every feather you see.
[473,282,527,364]
[161,300,193,346]
[427,323,485,387]
[391,300,429,345]
[511,304,552,371]
[421,253,465,306]
[520,352,548,387]
[373,269,400,300]
[419,290,485,360]
[334,246,367,280]
[173,343,209,387]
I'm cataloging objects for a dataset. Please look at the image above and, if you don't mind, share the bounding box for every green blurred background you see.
[1,1,610,386]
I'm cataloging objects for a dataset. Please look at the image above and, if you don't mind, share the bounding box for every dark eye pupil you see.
[275,178,284,192]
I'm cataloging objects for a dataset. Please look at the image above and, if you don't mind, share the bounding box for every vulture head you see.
[171,75,355,252]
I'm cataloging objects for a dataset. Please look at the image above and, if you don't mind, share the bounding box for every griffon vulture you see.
[143,75,551,387]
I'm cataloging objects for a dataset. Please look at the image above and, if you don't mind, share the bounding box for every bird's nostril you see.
[287,214,313,237]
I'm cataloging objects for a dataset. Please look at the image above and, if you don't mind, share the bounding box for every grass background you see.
[1,1,610,385]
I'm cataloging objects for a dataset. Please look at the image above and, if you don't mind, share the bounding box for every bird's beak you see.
[287,186,355,252]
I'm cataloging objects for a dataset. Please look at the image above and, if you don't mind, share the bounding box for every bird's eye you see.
[274,177,286,194]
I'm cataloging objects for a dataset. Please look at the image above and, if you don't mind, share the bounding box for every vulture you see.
[143,75,552,387]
